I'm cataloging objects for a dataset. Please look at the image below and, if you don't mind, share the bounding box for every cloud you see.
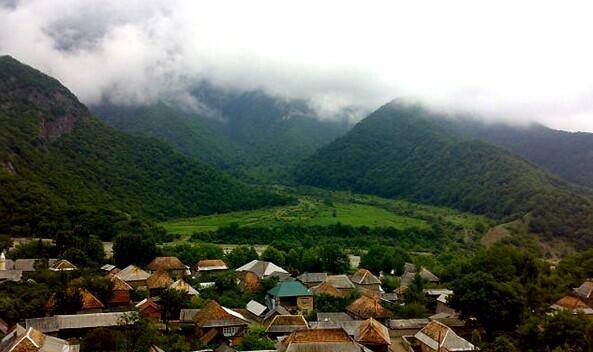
[2,0,593,130]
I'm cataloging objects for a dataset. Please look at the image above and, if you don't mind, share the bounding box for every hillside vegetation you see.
[162,188,487,234]
[444,119,593,189]
[0,56,290,236]
[93,88,350,183]
[296,102,593,247]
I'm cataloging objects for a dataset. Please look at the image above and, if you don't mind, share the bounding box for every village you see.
[0,248,591,352]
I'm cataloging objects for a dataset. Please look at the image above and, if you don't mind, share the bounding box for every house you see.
[45,288,104,314]
[49,259,77,272]
[574,280,593,305]
[350,269,382,292]
[193,300,249,346]
[136,298,162,319]
[169,279,199,295]
[390,318,430,338]
[325,275,356,295]
[115,265,150,289]
[310,281,343,298]
[414,320,478,351]
[355,318,391,352]
[235,260,288,279]
[346,295,392,321]
[0,324,78,352]
[401,263,440,287]
[194,259,228,277]
[380,292,398,304]
[79,288,105,313]
[110,275,133,306]
[0,253,58,273]
[147,256,188,277]
[246,300,268,320]
[146,270,174,297]
[277,328,369,352]
[0,270,22,283]
[265,315,309,339]
[551,296,593,315]
[262,305,291,324]
[266,281,313,315]
[237,271,261,293]
[179,309,201,323]
[297,273,327,288]
[425,289,455,314]
[317,312,353,323]
[26,312,132,338]
[101,264,120,276]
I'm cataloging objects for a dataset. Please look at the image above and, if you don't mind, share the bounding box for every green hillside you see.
[442,119,593,189]
[161,189,488,235]
[295,102,593,247]
[93,88,350,184]
[0,56,290,236]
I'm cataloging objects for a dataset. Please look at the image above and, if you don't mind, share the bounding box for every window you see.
[223,326,239,337]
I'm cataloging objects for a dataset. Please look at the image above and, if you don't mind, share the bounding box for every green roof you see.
[268,281,311,297]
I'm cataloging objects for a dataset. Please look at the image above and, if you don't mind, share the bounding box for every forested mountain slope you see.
[444,120,593,189]
[296,102,593,246]
[93,87,351,183]
[0,56,290,236]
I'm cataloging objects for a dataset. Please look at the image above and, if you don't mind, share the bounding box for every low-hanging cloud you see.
[2,0,593,130]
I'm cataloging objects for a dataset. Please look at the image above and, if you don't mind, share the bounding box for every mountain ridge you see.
[0,55,291,236]
[295,102,593,247]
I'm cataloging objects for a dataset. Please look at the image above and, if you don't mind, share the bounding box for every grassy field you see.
[161,188,490,235]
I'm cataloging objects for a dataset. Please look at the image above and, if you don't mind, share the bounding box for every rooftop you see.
[147,256,186,271]
[415,320,477,351]
[236,260,288,278]
[268,281,311,297]
[350,269,381,286]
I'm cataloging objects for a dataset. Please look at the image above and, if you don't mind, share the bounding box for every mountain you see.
[295,102,593,246]
[442,120,593,189]
[0,56,290,236]
[92,86,351,183]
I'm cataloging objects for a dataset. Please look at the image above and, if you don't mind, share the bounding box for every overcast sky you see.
[2,0,593,131]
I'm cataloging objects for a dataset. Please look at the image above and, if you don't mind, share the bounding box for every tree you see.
[261,246,286,266]
[81,327,120,352]
[237,325,275,351]
[117,312,158,352]
[360,245,407,275]
[403,273,426,305]
[483,336,518,352]
[226,246,258,268]
[449,272,525,334]
[318,245,350,274]
[159,288,190,331]
[113,234,158,267]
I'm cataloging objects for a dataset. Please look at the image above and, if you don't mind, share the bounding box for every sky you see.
[2,0,593,131]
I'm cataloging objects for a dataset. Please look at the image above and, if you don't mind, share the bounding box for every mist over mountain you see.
[5,1,593,131]
[440,119,593,189]
[0,56,290,235]
[92,85,351,183]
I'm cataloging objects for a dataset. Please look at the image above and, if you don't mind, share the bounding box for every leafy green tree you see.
[450,271,525,334]
[117,312,158,352]
[318,245,350,274]
[482,336,517,352]
[261,246,286,266]
[237,325,275,351]
[226,245,258,268]
[113,233,159,267]
[360,245,407,275]
[403,273,426,305]
[81,327,120,352]
[159,288,190,330]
